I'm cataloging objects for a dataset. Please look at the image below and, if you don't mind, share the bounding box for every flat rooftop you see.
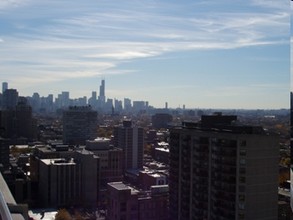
[41,158,76,165]
[155,147,169,152]
[108,182,139,194]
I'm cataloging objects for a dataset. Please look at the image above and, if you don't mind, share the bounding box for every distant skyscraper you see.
[151,113,172,129]
[169,113,279,220]
[62,106,98,145]
[88,91,97,108]
[2,82,8,94]
[100,79,105,97]
[114,99,123,113]
[132,101,146,113]
[61,91,70,107]
[124,98,132,112]
[31,92,40,111]
[98,79,106,104]
[113,120,144,170]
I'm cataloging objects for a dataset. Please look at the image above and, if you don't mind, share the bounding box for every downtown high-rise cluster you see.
[0,81,153,115]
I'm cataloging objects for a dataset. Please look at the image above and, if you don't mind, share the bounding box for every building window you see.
[239,149,246,156]
[131,204,137,211]
[238,202,245,210]
[120,215,126,220]
[240,140,246,147]
[120,202,127,212]
[238,212,245,219]
[239,167,246,174]
[239,185,245,192]
[239,176,246,183]
[239,194,245,202]
[239,159,246,165]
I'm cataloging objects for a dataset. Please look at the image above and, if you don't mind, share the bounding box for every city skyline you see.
[0,0,290,109]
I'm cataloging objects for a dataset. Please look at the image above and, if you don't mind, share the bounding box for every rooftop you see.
[41,158,76,165]
[108,182,139,194]
[155,147,169,153]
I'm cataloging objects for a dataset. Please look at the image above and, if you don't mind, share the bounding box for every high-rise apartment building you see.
[1,97,37,141]
[62,106,97,145]
[2,89,18,110]
[113,120,144,171]
[169,113,279,220]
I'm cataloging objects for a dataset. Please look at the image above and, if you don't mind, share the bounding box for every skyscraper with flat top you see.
[169,113,279,220]
[113,120,144,171]
[2,89,18,110]
[2,82,8,94]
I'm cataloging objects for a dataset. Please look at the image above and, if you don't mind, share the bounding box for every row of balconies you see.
[212,182,236,193]
[192,193,208,202]
[192,185,208,193]
[211,190,236,202]
[212,158,236,166]
[211,175,236,184]
[211,150,236,157]
[211,205,235,220]
[192,175,208,183]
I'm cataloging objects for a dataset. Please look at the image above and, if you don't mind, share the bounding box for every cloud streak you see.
[0,0,289,108]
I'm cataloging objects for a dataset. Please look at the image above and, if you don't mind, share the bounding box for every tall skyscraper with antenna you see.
[98,79,106,106]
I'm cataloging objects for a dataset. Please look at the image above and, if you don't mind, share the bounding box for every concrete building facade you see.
[86,138,123,186]
[0,97,37,142]
[113,120,144,171]
[169,114,279,220]
[62,106,97,145]
[2,89,18,110]
[38,150,99,207]
[107,182,169,220]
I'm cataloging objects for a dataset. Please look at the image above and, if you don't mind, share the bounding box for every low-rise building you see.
[38,150,99,208]
[107,182,169,220]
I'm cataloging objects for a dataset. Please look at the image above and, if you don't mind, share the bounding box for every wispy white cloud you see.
[251,0,289,10]
[0,0,289,106]
[0,0,31,9]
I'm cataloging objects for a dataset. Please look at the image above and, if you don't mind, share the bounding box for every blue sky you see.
[0,0,290,109]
